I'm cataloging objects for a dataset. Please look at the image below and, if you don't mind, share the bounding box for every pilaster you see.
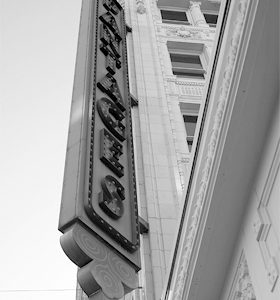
[189,1,209,27]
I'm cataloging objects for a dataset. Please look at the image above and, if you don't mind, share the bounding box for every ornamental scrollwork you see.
[136,0,146,14]
[158,24,216,41]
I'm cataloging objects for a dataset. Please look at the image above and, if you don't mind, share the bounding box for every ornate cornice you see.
[173,0,249,298]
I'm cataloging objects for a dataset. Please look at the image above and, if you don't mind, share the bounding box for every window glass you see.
[161,10,189,24]
[183,115,198,137]
[169,53,204,78]
[183,115,198,152]
[173,70,204,78]
[170,53,201,65]
[204,13,218,27]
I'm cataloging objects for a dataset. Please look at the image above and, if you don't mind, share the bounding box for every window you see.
[167,42,206,79]
[203,13,218,27]
[183,115,198,152]
[180,103,200,152]
[169,53,205,79]
[160,10,189,25]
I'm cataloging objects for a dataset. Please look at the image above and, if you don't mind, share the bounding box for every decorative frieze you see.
[178,84,203,97]
[166,78,204,97]
[157,24,215,41]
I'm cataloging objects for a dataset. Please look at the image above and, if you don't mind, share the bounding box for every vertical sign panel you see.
[59,0,140,297]
[85,0,139,254]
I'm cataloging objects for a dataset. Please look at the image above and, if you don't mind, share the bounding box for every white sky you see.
[0,0,82,299]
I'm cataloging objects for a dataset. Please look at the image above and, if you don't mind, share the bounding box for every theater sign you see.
[58,0,140,298]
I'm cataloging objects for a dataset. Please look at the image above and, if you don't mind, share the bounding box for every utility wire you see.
[0,288,76,293]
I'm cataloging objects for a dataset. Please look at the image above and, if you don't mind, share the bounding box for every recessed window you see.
[183,115,198,152]
[204,13,218,27]
[170,53,201,64]
[169,53,205,79]
[161,10,189,25]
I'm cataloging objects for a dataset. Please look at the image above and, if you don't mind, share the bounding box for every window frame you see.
[167,42,206,79]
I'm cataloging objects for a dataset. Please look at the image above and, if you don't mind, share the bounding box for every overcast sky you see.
[0,1,82,299]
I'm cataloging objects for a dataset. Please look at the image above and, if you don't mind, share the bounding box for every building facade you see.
[122,1,220,299]
[161,0,280,299]
[74,0,279,299]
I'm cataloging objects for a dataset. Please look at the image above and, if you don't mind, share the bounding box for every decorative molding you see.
[166,80,204,97]
[160,24,216,35]
[179,84,203,97]
[173,0,249,298]
[228,252,256,300]
[136,0,146,14]
[179,155,191,165]
[190,1,202,8]
[61,224,138,299]
[252,139,280,292]
[157,24,215,41]
[166,77,205,87]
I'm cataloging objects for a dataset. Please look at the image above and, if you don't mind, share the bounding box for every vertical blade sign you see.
[58,0,140,297]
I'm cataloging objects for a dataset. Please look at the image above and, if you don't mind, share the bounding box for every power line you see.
[0,288,76,293]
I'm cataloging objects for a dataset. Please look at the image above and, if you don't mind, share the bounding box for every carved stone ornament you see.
[160,24,215,41]
[173,0,249,298]
[229,253,256,300]
[136,0,146,14]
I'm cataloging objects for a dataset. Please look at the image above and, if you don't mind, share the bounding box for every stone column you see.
[189,1,209,27]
